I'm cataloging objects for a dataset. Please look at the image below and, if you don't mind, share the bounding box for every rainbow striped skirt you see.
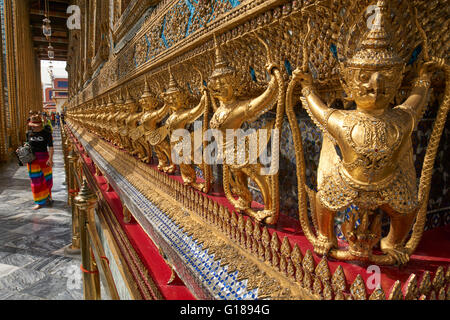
[27,152,53,205]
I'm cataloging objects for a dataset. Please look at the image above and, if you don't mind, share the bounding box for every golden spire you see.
[210,34,235,79]
[124,86,134,105]
[166,65,183,95]
[346,0,403,69]
[141,76,152,99]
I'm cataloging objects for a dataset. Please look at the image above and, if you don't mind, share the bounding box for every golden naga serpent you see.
[286,12,450,264]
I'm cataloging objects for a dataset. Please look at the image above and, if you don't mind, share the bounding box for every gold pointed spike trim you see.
[350,274,367,300]
[388,280,403,300]
[445,266,450,284]
[291,244,303,266]
[313,276,322,297]
[420,271,432,296]
[315,257,331,281]
[253,223,261,242]
[332,266,347,294]
[303,271,312,292]
[322,280,333,300]
[369,287,386,300]
[404,274,419,300]
[287,260,295,280]
[438,287,446,300]
[302,250,315,274]
[270,231,280,252]
[237,214,245,232]
[432,266,445,291]
[245,218,253,236]
[429,290,436,300]
[261,227,271,247]
[334,290,345,300]
[295,264,303,284]
[280,237,291,258]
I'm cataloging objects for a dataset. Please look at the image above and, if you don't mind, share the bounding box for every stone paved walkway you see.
[0,128,84,300]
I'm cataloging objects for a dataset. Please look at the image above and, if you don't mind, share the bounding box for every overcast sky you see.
[41,60,68,86]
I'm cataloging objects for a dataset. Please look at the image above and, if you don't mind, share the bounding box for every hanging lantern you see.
[48,44,55,59]
[42,18,52,38]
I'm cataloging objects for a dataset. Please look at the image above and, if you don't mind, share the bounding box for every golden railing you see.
[61,125,120,300]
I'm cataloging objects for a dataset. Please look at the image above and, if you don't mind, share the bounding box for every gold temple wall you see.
[0,0,43,160]
[64,0,450,300]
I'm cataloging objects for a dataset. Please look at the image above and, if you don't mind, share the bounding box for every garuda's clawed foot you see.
[251,209,277,225]
[380,238,410,265]
[314,234,337,256]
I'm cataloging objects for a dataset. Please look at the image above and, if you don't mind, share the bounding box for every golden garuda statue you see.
[163,67,211,192]
[117,89,135,151]
[209,34,285,225]
[111,91,125,148]
[287,0,449,265]
[139,77,176,172]
[126,88,147,161]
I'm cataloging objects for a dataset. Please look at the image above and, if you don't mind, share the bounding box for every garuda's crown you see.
[346,0,404,69]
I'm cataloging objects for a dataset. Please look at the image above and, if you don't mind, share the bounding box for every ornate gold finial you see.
[209,34,235,79]
[346,0,403,69]
[74,179,97,209]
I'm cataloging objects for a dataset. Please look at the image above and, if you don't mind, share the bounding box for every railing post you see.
[75,179,101,300]
[66,148,81,254]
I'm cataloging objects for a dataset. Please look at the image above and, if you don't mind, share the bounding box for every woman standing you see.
[27,115,54,210]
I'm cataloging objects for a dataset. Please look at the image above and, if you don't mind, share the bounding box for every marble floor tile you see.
[19,275,73,300]
[0,131,84,300]
[0,289,45,300]
[0,263,20,278]
[0,253,39,268]
[9,223,51,235]
[0,267,46,291]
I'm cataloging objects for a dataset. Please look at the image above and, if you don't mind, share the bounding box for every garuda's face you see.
[343,66,403,111]
[164,92,185,112]
[209,74,235,102]
[140,97,158,110]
